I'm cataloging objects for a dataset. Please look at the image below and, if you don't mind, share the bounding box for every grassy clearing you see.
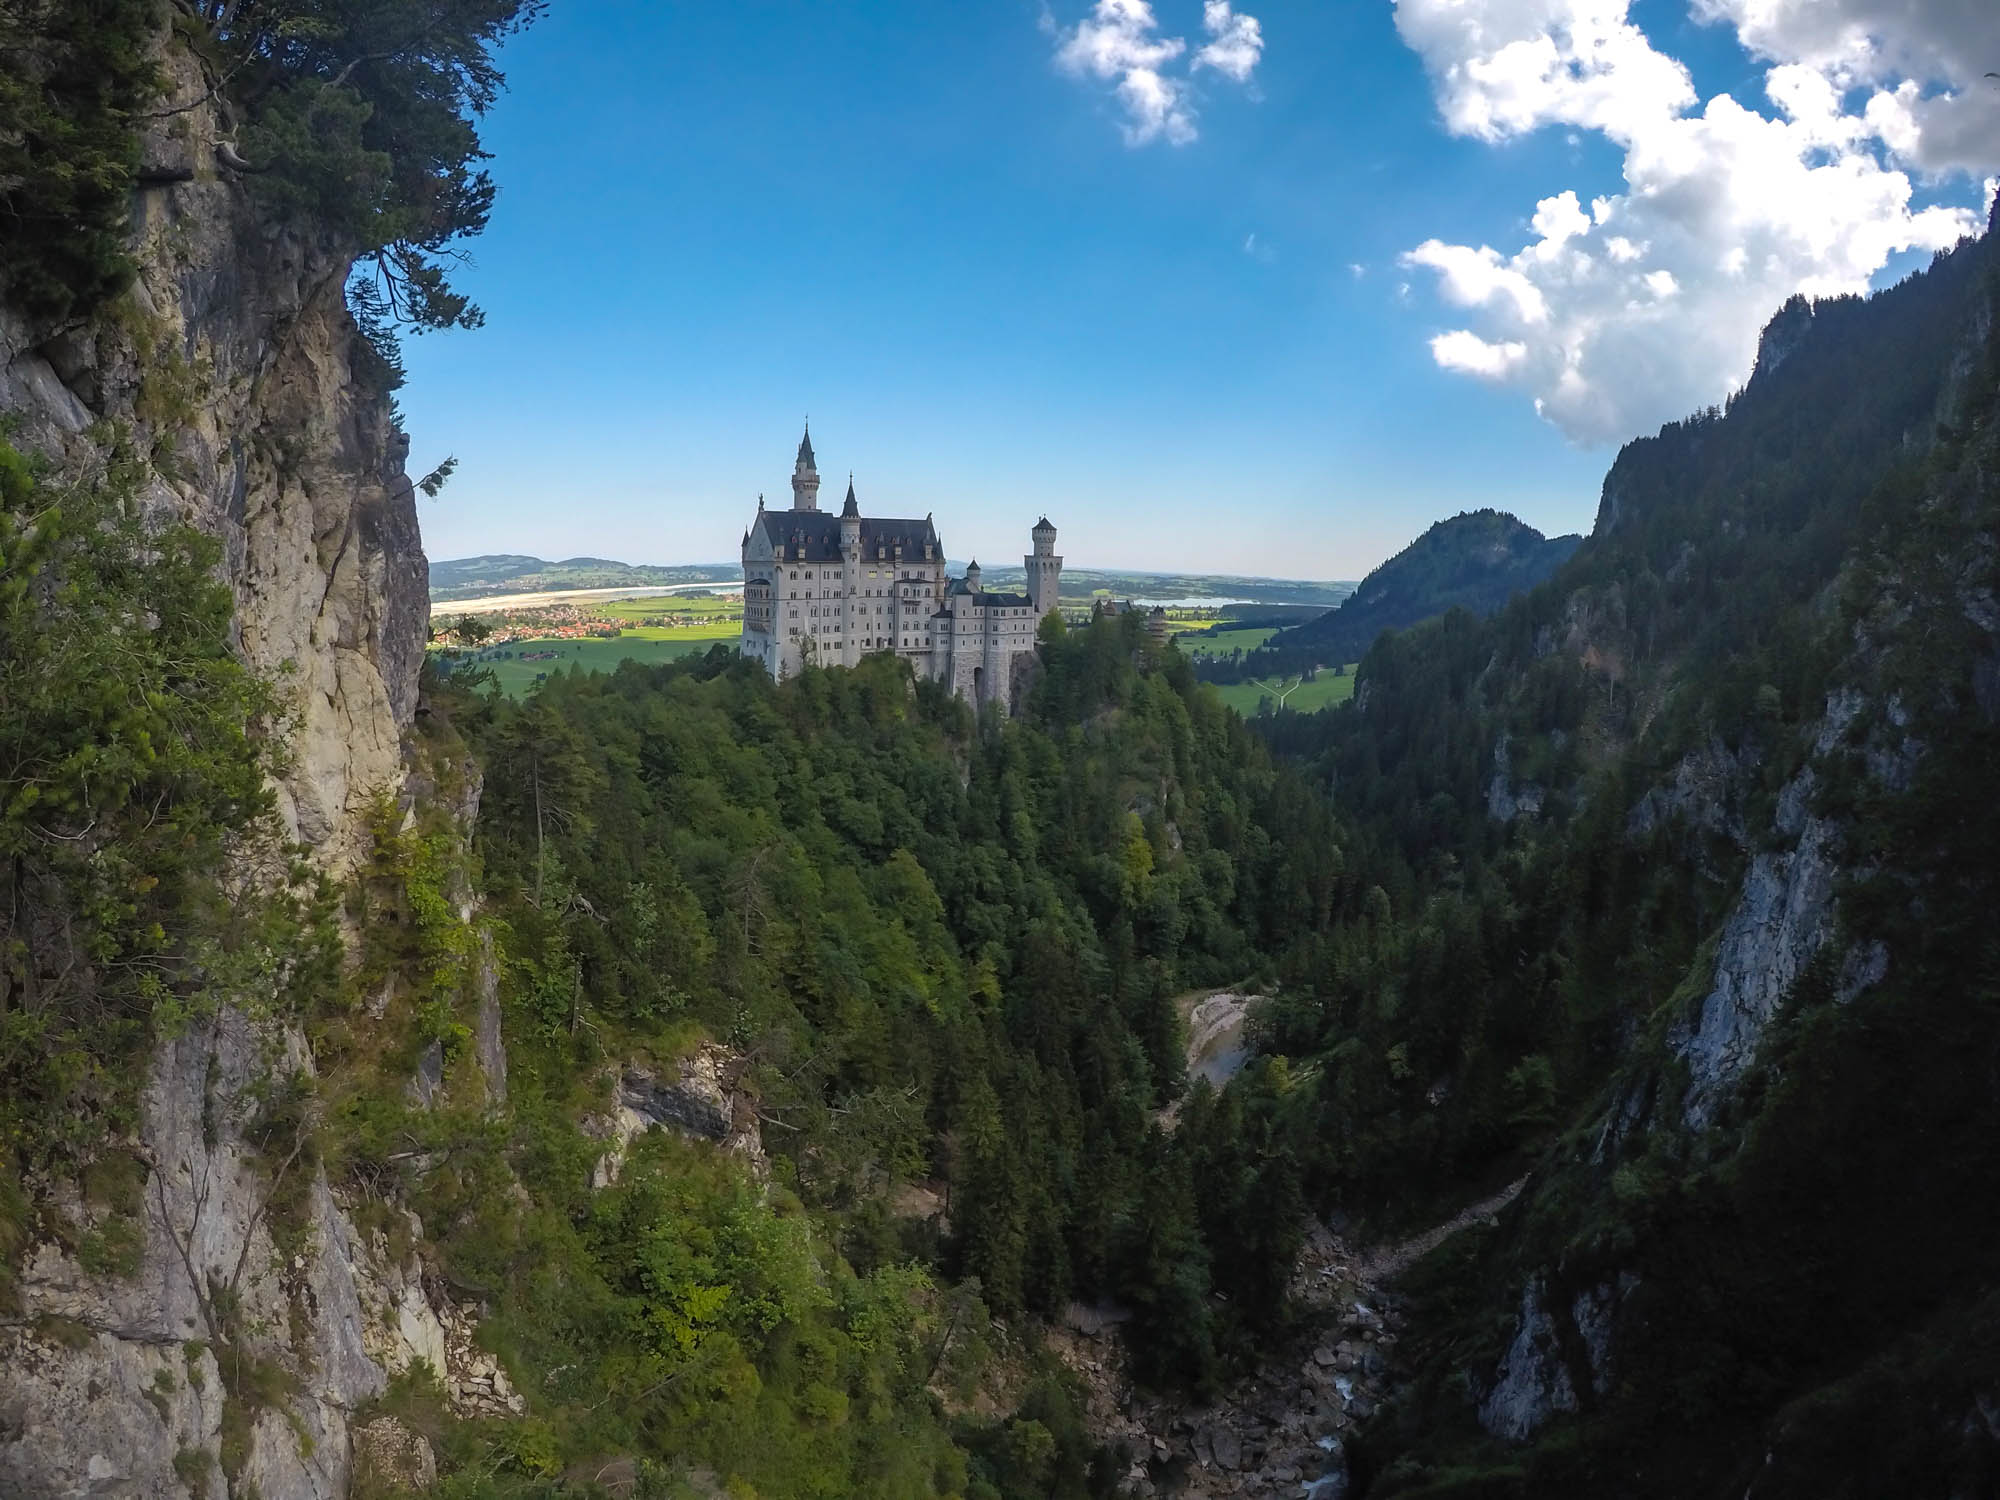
[1209,669,1356,716]
[617,621,740,642]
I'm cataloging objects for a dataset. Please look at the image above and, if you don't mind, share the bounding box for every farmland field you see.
[441,633,733,697]
[593,594,741,625]
[1208,669,1356,716]
[618,622,740,642]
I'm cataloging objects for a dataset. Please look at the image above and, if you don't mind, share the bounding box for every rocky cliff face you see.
[0,41,437,1500]
[0,45,425,873]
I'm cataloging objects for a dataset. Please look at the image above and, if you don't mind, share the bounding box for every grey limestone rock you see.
[1,1013,388,1498]
[1210,1425,1243,1470]
[1674,771,1838,1132]
[1478,1278,1577,1442]
[589,1045,766,1188]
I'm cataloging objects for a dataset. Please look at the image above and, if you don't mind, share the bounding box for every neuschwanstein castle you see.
[739,427,1062,709]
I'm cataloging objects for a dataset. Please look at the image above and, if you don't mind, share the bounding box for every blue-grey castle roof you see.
[945,574,1032,607]
[756,509,940,563]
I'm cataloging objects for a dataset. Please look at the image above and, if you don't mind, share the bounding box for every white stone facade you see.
[739,429,1061,711]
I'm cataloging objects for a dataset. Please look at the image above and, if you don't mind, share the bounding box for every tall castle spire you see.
[791,421,820,511]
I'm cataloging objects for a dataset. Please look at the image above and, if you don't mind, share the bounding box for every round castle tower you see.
[1026,516,1062,616]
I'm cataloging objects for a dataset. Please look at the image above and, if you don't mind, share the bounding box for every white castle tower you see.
[791,423,820,511]
[1026,516,1062,616]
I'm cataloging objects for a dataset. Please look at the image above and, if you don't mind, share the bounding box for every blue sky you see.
[400,1,1996,579]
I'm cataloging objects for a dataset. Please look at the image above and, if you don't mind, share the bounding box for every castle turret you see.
[841,475,861,547]
[791,422,820,511]
[1026,516,1062,616]
[963,558,981,593]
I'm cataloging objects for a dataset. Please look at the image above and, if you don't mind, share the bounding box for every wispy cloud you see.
[1048,0,1264,147]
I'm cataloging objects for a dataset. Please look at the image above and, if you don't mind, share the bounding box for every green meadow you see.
[1207,669,1356,716]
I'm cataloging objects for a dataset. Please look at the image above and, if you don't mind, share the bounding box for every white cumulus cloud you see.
[1431,330,1530,377]
[1049,0,1264,147]
[1694,0,2000,175]
[1405,238,1551,324]
[1194,1,1264,83]
[1393,0,1993,444]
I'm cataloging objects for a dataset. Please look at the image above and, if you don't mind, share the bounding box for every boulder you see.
[1210,1425,1242,1470]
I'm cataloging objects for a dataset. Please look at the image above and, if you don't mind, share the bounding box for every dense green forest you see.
[328,609,1345,1494]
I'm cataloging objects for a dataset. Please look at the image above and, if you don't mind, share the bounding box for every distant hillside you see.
[978,566,1354,610]
[431,555,740,602]
[1273,509,1579,663]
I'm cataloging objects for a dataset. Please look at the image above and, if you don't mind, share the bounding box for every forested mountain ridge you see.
[1254,206,2000,1496]
[1285,510,1578,659]
[1194,510,1578,686]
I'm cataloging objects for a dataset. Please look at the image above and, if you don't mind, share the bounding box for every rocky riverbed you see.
[1051,1220,1405,1498]
[1185,992,1254,1089]
[1052,989,1528,1497]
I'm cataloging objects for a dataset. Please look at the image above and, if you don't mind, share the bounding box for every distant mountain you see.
[430,555,740,602]
[1270,509,1579,664]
